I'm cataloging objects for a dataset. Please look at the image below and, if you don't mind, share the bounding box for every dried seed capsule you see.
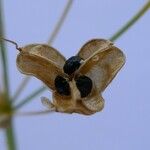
[55,76,70,96]
[75,75,92,98]
[63,56,82,75]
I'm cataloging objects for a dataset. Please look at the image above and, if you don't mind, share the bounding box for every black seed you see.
[75,75,92,98]
[55,76,70,96]
[63,56,82,75]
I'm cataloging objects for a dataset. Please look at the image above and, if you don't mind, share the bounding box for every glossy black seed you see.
[63,56,82,75]
[55,76,70,96]
[75,75,92,98]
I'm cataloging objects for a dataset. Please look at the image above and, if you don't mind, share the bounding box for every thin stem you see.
[0,3,9,95]
[12,0,73,103]
[12,76,30,101]
[5,122,16,150]
[47,0,73,45]
[0,37,21,52]
[0,109,54,118]
[15,109,55,116]
[14,86,46,110]
[0,1,16,150]
[109,0,150,42]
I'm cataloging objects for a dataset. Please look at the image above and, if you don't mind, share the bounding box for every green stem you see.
[5,121,16,150]
[12,76,30,102]
[14,86,46,110]
[109,0,150,42]
[47,0,73,44]
[15,1,150,110]
[0,4,9,95]
[0,1,16,150]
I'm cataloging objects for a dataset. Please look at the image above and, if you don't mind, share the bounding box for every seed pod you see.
[14,39,125,115]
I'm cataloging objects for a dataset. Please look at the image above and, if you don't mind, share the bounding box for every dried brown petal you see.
[78,45,125,92]
[17,50,66,90]
[52,92,94,115]
[77,39,113,60]
[82,94,104,112]
[21,44,66,68]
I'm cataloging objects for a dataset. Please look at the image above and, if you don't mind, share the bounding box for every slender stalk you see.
[15,1,150,110]
[0,1,16,150]
[5,122,16,150]
[12,0,73,103]
[0,3,9,95]
[14,86,46,110]
[109,0,150,42]
[15,109,54,116]
[47,0,73,45]
[1,109,54,118]
[11,77,30,101]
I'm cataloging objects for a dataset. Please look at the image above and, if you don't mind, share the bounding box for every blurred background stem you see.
[110,0,150,41]
[15,0,150,110]
[15,86,46,110]
[0,1,16,150]
[0,1,9,94]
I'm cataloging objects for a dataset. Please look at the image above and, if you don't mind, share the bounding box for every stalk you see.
[0,1,16,150]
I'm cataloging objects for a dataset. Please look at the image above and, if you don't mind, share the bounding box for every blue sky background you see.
[0,0,150,150]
